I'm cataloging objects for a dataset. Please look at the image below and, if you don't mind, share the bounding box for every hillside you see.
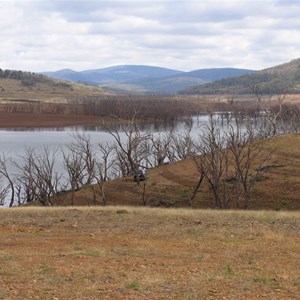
[0,68,107,103]
[43,65,255,95]
[180,58,300,95]
[58,134,300,210]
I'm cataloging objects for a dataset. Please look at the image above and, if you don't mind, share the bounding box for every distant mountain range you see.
[42,65,255,95]
[180,58,300,95]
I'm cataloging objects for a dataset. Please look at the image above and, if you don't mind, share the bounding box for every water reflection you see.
[0,114,212,133]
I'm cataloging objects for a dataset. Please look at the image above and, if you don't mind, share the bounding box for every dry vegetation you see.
[59,134,300,210]
[1,74,300,299]
[0,206,299,299]
[0,77,106,103]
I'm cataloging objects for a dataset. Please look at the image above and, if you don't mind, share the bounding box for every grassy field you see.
[0,207,299,299]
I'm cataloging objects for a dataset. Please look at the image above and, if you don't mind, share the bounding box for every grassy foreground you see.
[0,207,299,299]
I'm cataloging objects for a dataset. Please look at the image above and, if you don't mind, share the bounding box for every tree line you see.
[0,95,206,122]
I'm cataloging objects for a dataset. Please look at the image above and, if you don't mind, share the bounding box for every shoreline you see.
[0,112,115,128]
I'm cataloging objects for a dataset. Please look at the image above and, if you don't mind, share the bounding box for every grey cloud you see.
[1,0,300,72]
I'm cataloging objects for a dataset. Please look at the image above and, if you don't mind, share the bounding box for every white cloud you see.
[0,0,300,72]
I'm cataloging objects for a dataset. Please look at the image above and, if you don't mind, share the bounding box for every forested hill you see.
[179,58,300,95]
[0,68,62,86]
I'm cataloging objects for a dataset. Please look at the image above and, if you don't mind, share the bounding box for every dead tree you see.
[106,114,150,175]
[69,133,96,186]
[0,155,15,207]
[148,131,173,167]
[226,125,271,208]
[94,142,116,205]
[14,148,38,204]
[250,84,286,137]
[170,122,196,161]
[194,115,233,208]
[31,147,62,206]
[62,148,86,205]
[0,175,9,206]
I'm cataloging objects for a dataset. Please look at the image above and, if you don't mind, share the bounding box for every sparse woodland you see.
[0,87,300,208]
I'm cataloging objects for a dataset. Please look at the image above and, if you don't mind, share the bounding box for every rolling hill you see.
[0,68,106,103]
[180,58,300,95]
[44,65,184,85]
[42,65,255,95]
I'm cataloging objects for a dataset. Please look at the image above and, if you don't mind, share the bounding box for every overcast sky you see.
[0,0,300,72]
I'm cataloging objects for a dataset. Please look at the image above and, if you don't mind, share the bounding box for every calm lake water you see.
[0,114,216,157]
[0,114,232,207]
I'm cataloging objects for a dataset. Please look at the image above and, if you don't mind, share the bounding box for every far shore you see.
[0,112,120,128]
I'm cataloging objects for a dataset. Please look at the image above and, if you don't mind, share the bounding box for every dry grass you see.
[0,78,106,104]
[0,206,299,299]
[62,134,300,210]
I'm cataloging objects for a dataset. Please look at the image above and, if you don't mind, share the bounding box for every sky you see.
[0,0,300,72]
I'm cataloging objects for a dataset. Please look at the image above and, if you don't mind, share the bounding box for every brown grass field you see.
[0,207,299,300]
[0,78,106,104]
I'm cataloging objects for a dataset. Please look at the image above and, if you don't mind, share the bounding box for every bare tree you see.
[226,125,270,208]
[250,84,286,137]
[194,115,233,208]
[106,114,150,175]
[0,174,9,206]
[14,148,37,204]
[94,142,116,205]
[62,148,86,205]
[0,154,15,207]
[170,121,196,161]
[69,133,96,186]
[31,147,62,206]
[148,131,173,167]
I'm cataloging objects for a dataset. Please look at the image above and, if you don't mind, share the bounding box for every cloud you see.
[0,0,300,72]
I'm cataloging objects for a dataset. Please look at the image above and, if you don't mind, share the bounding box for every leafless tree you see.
[106,114,150,175]
[193,115,233,208]
[0,154,15,207]
[94,142,116,205]
[11,148,62,206]
[14,148,37,204]
[0,175,9,206]
[31,147,62,206]
[69,133,96,186]
[250,84,286,137]
[169,121,196,161]
[62,148,86,205]
[147,130,173,167]
[226,125,270,208]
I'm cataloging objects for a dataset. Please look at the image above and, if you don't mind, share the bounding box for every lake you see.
[0,114,217,157]
[0,114,231,207]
